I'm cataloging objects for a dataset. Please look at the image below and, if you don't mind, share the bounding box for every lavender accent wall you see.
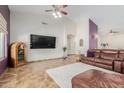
[89,19,98,49]
[0,5,10,75]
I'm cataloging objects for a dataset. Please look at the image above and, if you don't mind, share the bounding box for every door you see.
[67,35,75,55]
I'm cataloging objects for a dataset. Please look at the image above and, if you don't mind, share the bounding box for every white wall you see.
[67,35,75,54]
[64,17,89,55]
[64,18,77,54]
[10,12,65,61]
[10,12,77,61]
[75,17,89,55]
[98,26,124,49]
[99,33,124,49]
[64,17,77,35]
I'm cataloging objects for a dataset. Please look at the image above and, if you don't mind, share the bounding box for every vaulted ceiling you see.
[68,5,124,31]
[9,5,124,32]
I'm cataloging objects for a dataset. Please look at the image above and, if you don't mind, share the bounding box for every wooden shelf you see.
[10,42,27,68]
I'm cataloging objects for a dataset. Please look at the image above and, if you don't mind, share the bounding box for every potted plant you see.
[63,46,67,52]
[63,46,67,59]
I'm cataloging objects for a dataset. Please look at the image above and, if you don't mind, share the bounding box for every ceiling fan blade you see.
[109,30,119,33]
[45,10,53,12]
[110,30,112,33]
[113,31,119,33]
[60,11,68,15]
[52,5,57,8]
[62,5,68,8]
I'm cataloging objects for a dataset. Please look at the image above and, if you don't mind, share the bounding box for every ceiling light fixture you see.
[52,12,58,18]
[52,12,56,16]
[58,14,62,18]
[57,11,60,15]
[54,15,58,18]
[57,12,62,18]
[52,11,62,18]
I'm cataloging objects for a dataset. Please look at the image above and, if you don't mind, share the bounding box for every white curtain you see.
[0,13,7,60]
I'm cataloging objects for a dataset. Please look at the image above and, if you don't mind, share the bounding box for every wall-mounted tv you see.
[30,34,56,49]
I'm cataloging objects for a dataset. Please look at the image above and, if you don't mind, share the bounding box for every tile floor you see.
[0,55,78,88]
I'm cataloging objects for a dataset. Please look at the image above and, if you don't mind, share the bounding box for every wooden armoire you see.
[10,42,27,67]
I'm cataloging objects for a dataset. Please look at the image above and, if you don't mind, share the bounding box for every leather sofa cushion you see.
[114,58,123,61]
[119,54,124,60]
[83,60,94,66]
[81,57,94,64]
[95,58,113,66]
[94,52,100,58]
[119,50,124,60]
[94,63,113,70]
[101,50,118,54]
[121,62,124,74]
[119,50,124,53]
[101,51,118,60]
[114,60,122,73]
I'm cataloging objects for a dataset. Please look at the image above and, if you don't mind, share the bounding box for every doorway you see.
[67,34,75,55]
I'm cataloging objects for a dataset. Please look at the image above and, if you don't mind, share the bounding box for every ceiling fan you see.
[45,5,68,18]
[109,29,119,34]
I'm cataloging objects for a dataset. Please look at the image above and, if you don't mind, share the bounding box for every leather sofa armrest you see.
[114,58,124,61]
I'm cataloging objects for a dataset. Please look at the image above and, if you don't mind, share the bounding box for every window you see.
[0,32,4,59]
[0,13,7,61]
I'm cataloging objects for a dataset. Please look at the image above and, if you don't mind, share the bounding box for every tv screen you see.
[30,34,56,49]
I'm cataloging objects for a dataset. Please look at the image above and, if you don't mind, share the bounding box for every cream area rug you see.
[46,63,117,88]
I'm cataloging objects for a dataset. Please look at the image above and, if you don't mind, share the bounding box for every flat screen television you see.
[30,34,56,49]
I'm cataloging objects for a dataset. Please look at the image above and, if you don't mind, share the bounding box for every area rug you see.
[46,63,116,88]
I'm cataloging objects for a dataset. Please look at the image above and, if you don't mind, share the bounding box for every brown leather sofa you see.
[81,49,124,73]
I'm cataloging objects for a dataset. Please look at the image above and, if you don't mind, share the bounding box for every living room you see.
[1,4,124,89]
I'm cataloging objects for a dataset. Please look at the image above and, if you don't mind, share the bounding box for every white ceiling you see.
[9,5,124,32]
